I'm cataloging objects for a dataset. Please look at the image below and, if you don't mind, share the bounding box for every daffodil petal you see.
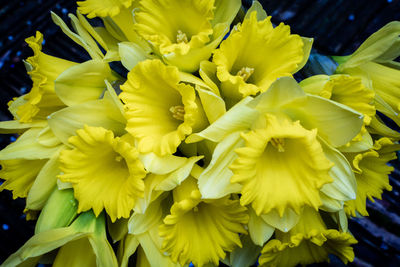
[156,156,203,191]
[248,207,275,246]
[37,126,62,147]
[229,235,262,267]
[136,227,180,267]
[0,158,48,199]
[339,21,400,69]
[55,60,116,106]
[213,0,241,26]
[48,98,126,145]
[0,120,47,134]
[196,85,226,124]
[260,208,300,233]
[186,97,257,143]
[244,1,267,21]
[319,192,343,212]
[294,95,364,147]
[118,234,140,267]
[128,195,165,235]
[249,76,307,113]
[0,128,60,160]
[318,138,357,201]
[119,42,155,71]
[198,132,243,199]
[199,60,221,96]
[26,147,64,210]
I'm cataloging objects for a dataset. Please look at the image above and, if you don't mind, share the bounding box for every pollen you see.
[270,138,285,152]
[169,105,185,121]
[176,30,189,44]
[236,67,255,82]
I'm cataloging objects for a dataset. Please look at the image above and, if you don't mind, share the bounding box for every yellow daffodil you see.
[213,11,309,105]
[59,125,147,222]
[2,211,118,267]
[334,21,400,126]
[159,177,248,267]
[259,207,357,267]
[14,32,77,122]
[230,114,333,216]
[344,138,400,216]
[120,59,207,156]
[188,78,361,214]
[134,0,241,72]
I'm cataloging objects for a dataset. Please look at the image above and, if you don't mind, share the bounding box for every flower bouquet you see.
[1,0,400,266]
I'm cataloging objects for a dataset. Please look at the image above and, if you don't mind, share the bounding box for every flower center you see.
[236,67,255,82]
[169,105,185,121]
[115,155,123,162]
[176,30,189,44]
[270,138,285,152]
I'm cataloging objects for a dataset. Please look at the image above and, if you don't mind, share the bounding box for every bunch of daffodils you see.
[1,1,400,266]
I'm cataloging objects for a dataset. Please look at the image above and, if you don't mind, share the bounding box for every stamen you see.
[115,155,123,162]
[193,206,199,212]
[169,105,185,121]
[176,30,189,44]
[236,67,255,82]
[270,138,285,152]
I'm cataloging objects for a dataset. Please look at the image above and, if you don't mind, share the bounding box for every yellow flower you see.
[159,177,248,267]
[2,211,118,267]
[334,21,400,126]
[189,78,361,214]
[120,59,206,156]
[259,207,357,267]
[134,0,241,71]
[230,114,333,216]
[15,31,77,122]
[213,12,307,104]
[59,125,147,222]
[344,137,400,216]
